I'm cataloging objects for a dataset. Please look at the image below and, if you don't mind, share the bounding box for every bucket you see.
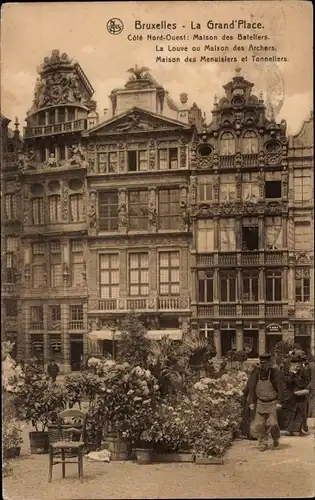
[104,436,132,460]
[29,431,49,454]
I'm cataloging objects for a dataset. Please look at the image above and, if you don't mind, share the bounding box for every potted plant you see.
[3,417,23,459]
[8,358,67,454]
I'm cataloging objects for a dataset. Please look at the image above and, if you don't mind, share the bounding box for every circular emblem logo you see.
[107,18,124,35]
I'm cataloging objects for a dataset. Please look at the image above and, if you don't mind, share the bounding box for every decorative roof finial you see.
[259,90,264,102]
[235,65,242,76]
[214,94,218,105]
[14,117,20,137]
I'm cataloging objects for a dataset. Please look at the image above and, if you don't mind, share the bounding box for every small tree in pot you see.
[7,358,67,454]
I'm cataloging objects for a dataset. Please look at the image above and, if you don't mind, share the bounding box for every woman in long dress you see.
[279,354,311,435]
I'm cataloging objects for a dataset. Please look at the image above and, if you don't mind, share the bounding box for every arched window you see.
[220,132,235,155]
[243,131,258,154]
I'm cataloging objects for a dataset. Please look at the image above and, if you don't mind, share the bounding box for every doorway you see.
[266,334,282,354]
[221,330,236,357]
[70,340,83,371]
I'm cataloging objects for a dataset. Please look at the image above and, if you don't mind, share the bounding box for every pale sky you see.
[1,1,313,135]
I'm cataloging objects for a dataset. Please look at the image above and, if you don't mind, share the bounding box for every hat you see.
[259,352,272,360]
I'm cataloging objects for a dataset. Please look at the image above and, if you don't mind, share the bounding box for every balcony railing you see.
[92,296,189,312]
[265,304,283,316]
[69,321,84,330]
[30,321,44,331]
[242,154,258,167]
[265,252,285,265]
[98,299,118,311]
[197,254,215,266]
[126,298,149,310]
[219,304,237,316]
[219,155,235,168]
[158,297,180,310]
[2,283,18,294]
[197,305,214,317]
[242,304,259,316]
[241,252,260,265]
[218,253,237,265]
[24,119,87,138]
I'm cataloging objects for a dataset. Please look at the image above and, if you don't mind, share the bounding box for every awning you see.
[147,329,183,340]
[88,329,183,341]
[88,330,122,341]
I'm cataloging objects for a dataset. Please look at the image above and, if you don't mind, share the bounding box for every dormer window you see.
[220,132,235,155]
[243,131,258,154]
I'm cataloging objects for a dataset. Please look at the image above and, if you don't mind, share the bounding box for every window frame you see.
[128,252,149,297]
[265,270,282,302]
[242,270,259,302]
[158,188,180,230]
[98,191,119,231]
[128,190,149,230]
[219,270,236,302]
[159,251,180,296]
[99,253,120,299]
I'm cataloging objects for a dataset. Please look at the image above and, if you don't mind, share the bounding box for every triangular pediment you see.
[83,107,191,136]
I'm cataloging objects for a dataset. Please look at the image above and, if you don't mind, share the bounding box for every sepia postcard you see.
[1,1,314,499]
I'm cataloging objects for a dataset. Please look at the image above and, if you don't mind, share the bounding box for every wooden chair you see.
[48,409,87,482]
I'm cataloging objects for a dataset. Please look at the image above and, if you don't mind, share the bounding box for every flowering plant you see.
[92,362,160,442]
[3,400,23,455]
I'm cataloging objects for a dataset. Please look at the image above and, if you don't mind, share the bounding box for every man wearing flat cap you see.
[247,352,284,451]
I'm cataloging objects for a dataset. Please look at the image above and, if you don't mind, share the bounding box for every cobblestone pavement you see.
[3,420,315,500]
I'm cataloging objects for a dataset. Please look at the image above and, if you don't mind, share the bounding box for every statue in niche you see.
[180,202,190,228]
[148,202,157,226]
[118,203,128,228]
[89,204,97,229]
[46,153,59,168]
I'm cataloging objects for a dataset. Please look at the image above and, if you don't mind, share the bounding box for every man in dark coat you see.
[247,353,284,451]
[47,359,60,383]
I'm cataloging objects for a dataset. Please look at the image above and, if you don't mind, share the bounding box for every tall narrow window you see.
[265,217,283,250]
[220,174,236,201]
[242,172,259,200]
[169,148,178,169]
[5,237,18,283]
[5,194,17,220]
[50,241,62,287]
[220,219,237,251]
[295,269,310,302]
[294,169,312,202]
[159,251,180,295]
[220,132,235,155]
[198,271,214,302]
[48,195,61,223]
[139,150,148,171]
[100,254,119,298]
[49,305,61,322]
[30,306,44,329]
[197,219,214,252]
[32,198,44,224]
[242,224,259,251]
[5,300,18,317]
[294,222,311,251]
[199,323,214,340]
[98,191,118,231]
[266,270,282,301]
[157,148,179,170]
[242,131,258,153]
[32,243,46,287]
[71,241,84,286]
[220,271,236,302]
[198,176,213,202]
[129,253,149,296]
[128,190,148,230]
[158,188,180,229]
[70,194,84,222]
[69,305,83,329]
[243,271,259,301]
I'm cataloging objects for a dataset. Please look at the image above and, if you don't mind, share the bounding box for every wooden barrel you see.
[104,436,131,460]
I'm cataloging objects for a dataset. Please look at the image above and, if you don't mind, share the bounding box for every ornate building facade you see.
[1,50,313,372]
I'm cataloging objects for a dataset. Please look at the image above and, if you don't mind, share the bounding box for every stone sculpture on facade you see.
[67,144,86,166]
[118,203,128,228]
[148,202,157,227]
[127,65,150,80]
[18,151,36,172]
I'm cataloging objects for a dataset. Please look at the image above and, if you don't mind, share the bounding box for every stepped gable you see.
[27,49,96,115]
